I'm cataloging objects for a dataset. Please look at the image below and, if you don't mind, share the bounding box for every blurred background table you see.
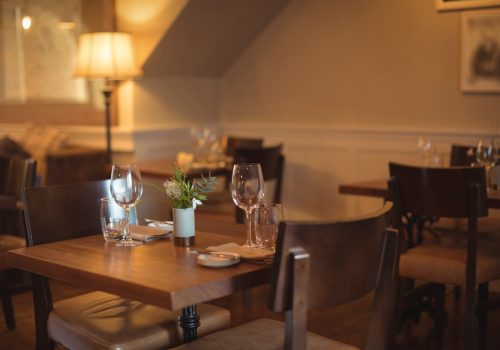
[139,158,232,180]
[339,179,500,209]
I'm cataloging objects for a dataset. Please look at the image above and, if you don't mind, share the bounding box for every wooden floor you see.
[0,279,499,349]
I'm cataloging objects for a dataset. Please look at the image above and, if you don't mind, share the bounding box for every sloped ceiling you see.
[142,0,290,77]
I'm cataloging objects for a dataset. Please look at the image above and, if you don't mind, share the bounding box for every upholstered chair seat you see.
[48,291,230,350]
[400,238,500,286]
[173,318,357,350]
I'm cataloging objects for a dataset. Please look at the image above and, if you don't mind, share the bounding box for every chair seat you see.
[430,217,500,242]
[172,318,358,350]
[0,235,25,271]
[400,237,500,286]
[48,291,230,350]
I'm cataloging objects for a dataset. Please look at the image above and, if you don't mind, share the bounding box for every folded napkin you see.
[206,243,274,264]
[129,225,171,242]
[147,221,174,231]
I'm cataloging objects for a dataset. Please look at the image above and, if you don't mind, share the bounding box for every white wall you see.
[212,0,500,219]
[220,0,499,130]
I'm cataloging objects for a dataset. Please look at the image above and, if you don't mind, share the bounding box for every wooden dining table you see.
[339,179,500,209]
[7,219,272,341]
[139,158,232,180]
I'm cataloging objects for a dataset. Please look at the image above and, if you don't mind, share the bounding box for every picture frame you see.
[437,0,500,11]
[460,9,500,93]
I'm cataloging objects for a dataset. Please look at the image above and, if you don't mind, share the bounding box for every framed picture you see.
[461,10,500,93]
[437,0,500,11]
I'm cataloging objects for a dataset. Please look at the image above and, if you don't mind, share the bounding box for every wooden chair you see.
[174,202,398,350]
[223,136,263,158]
[22,180,230,350]
[136,182,172,224]
[233,144,285,223]
[450,144,476,167]
[0,157,36,330]
[388,162,500,349]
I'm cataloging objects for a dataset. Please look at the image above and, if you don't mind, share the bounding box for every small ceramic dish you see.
[197,252,240,268]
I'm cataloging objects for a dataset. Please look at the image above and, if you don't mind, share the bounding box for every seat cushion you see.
[48,291,230,350]
[430,217,500,242]
[172,318,358,350]
[400,237,500,286]
[0,235,25,271]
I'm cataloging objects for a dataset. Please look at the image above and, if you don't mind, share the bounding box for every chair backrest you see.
[450,144,476,167]
[224,136,263,158]
[233,144,284,203]
[135,183,172,224]
[0,157,37,197]
[268,202,397,350]
[23,180,111,246]
[232,144,285,223]
[388,162,488,219]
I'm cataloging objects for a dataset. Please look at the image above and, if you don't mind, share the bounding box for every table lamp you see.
[74,32,141,164]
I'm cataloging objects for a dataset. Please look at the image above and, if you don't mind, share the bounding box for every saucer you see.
[197,252,240,268]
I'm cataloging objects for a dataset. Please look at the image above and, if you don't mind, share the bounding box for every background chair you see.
[136,182,172,224]
[388,162,500,349]
[174,202,397,350]
[0,157,36,330]
[233,144,285,223]
[22,180,230,350]
[450,144,476,167]
[223,136,263,158]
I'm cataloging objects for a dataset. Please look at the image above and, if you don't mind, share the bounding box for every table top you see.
[339,179,500,209]
[7,221,271,310]
[139,159,231,180]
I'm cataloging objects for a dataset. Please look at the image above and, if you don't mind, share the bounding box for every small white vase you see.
[173,207,195,246]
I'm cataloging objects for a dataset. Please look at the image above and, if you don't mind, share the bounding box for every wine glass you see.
[110,164,143,247]
[231,163,264,247]
[476,139,498,189]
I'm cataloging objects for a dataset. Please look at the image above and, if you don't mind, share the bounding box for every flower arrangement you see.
[164,167,217,209]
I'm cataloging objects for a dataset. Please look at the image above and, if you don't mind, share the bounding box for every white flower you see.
[164,180,181,199]
[192,198,203,209]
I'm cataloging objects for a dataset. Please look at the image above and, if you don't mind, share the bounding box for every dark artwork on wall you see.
[461,9,500,93]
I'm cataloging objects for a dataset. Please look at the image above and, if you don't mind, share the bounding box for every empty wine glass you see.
[110,164,143,247]
[476,139,498,189]
[231,163,264,247]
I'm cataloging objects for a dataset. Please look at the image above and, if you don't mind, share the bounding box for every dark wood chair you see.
[233,144,285,223]
[388,162,500,350]
[450,144,476,167]
[0,157,36,330]
[223,136,263,158]
[136,182,172,224]
[174,202,398,350]
[22,180,230,350]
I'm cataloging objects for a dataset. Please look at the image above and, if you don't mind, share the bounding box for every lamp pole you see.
[102,82,113,164]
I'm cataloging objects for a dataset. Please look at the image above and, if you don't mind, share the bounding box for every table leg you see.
[180,305,200,342]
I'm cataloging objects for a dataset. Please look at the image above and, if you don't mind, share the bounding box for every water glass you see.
[254,203,283,251]
[100,197,127,242]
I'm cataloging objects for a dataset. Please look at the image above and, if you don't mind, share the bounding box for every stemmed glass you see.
[231,163,264,247]
[110,164,143,247]
[476,139,498,189]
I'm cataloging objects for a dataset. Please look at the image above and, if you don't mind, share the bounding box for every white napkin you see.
[129,225,171,242]
[147,222,174,231]
[206,243,274,263]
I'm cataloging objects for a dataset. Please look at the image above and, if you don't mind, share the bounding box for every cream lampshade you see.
[74,32,141,163]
